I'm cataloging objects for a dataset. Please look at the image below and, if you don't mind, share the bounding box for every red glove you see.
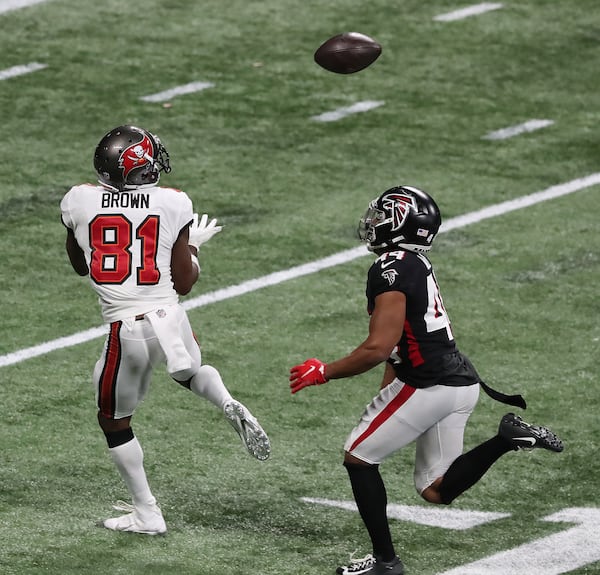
[289,358,328,394]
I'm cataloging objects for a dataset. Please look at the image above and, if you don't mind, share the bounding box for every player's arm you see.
[171,226,199,295]
[325,291,406,379]
[65,228,89,276]
[290,291,406,393]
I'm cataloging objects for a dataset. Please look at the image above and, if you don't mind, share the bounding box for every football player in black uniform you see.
[289,186,563,575]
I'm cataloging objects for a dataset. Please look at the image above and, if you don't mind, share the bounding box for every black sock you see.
[343,462,396,562]
[438,435,513,504]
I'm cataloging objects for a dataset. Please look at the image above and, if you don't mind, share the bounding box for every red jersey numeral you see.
[89,214,160,285]
[137,216,161,284]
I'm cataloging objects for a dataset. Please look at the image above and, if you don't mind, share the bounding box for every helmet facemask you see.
[358,202,388,251]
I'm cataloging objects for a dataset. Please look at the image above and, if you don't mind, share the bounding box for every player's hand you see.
[188,213,222,250]
[289,358,328,394]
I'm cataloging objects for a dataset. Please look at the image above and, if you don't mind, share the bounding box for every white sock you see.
[189,364,233,409]
[109,437,156,511]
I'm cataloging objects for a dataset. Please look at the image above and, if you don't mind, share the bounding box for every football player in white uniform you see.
[61,125,270,535]
[289,186,563,575]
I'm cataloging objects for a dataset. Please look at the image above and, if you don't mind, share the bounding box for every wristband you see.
[190,253,200,273]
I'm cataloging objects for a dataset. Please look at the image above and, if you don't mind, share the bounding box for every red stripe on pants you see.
[348,383,417,452]
[98,321,122,418]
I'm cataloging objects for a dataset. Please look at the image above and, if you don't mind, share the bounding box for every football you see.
[314,32,382,74]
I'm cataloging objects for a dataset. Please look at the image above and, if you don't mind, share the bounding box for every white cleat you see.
[223,400,271,461]
[101,501,167,535]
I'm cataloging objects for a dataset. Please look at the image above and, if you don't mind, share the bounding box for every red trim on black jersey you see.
[98,321,122,418]
[404,320,425,367]
[348,383,417,452]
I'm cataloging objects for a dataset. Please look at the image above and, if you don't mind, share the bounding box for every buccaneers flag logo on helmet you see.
[381,192,417,231]
[118,133,155,179]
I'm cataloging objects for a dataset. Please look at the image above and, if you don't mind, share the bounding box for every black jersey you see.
[366,250,480,389]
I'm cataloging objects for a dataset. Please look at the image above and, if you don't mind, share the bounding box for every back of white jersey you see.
[61,183,193,322]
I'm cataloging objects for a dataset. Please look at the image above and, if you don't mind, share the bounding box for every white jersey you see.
[60,183,193,322]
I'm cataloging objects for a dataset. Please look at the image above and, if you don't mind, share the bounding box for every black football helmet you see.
[358,185,442,253]
[93,125,171,191]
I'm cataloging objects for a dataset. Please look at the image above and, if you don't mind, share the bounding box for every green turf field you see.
[1,0,599,573]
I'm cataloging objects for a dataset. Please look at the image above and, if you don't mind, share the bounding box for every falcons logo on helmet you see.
[382,192,417,231]
[118,133,154,178]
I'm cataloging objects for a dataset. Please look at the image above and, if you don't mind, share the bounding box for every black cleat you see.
[498,413,564,452]
[336,553,404,575]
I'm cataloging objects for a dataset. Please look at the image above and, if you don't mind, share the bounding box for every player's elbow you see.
[357,347,392,372]
[365,342,395,365]
[173,278,194,295]
[172,268,198,295]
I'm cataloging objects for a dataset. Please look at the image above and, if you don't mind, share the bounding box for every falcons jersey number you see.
[424,271,454,340]
[89,214,161,285]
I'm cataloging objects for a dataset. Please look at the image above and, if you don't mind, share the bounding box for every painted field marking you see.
[140,81,215,103]
[434,3,503,22]
[1,172,599,368]
[437,507,600,575]
[0,62,46,81]
[483,119,554,141]
[0,0,49,14]
[302,498,600,575]
[301,498,510,530]
[311,100,384,123]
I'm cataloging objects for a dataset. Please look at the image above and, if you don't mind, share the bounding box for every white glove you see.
[188,213,222,250]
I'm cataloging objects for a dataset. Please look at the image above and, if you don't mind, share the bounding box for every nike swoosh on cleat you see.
[513,436,536,445]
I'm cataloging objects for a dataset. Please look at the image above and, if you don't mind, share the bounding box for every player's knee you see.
[171,361,201,385]
[173,376,192,389]
[418,477,446,505]
[420,487,445,505]
[343,451,372,467]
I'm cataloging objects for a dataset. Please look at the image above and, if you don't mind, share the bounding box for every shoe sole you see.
[224,402,271,461]
[335,557,404,575]
[98,519,167,536]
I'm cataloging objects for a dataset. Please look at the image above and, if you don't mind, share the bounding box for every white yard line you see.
[483,119,554,140]
[437,508,600,575]
[0,0,49,13]
[0,62,46,81]
[302,497,510,530]
[1,173,599,368]
[434,3,503,22]
[311,101,385,122]
[140,81,215,103]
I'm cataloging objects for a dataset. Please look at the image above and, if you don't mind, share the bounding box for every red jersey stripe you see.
[348,383,417,452]
[404,320,425,367]
[98,321,122,418]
